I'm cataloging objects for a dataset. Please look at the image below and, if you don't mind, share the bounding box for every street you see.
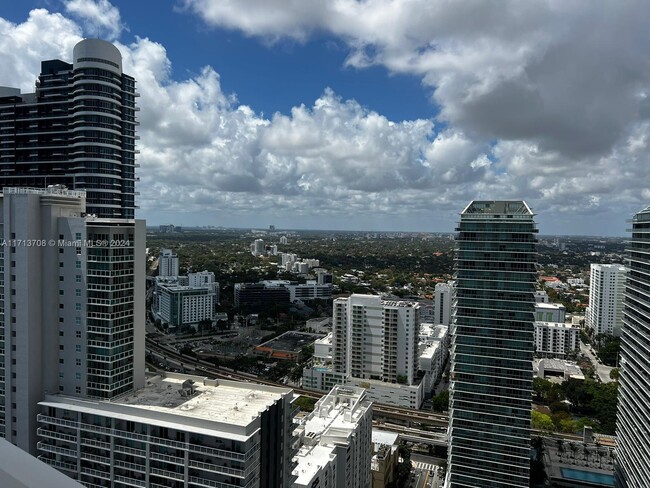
[579,340,614,383]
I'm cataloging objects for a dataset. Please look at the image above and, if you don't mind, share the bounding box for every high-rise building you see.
[158,248,179,277]
[0,39,138,219]
[447,201,537,488]
[0,187,145,454]
[586,263,627,336]
[615,206,650,487]
[434,282,453,326]
[304,294,424,407]
[37,373,298,488]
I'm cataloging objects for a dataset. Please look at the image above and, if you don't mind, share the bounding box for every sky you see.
[1,1,650,235]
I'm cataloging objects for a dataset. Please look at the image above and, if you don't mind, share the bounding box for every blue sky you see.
[2,1,650,235]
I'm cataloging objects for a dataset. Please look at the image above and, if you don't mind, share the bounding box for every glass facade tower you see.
[447,201,537,488]
[0,39,138,219]
[615,206,650,488]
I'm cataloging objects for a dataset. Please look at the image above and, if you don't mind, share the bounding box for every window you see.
[75,373,81,380]
[76,275,81,283]
[76,358,81,366]
[76,233,82,240]
[76,289,81,297]
[76,331,81,338]
[75,387,81,394]
[59,345,64,350]
[59,331,64,337]
[75,303,81,311]
[75,345,81,353]
[76,261,81,269]
[75,317,81,326]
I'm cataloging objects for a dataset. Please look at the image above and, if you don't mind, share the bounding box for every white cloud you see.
[1,3,650,234]
[64,0,124,40]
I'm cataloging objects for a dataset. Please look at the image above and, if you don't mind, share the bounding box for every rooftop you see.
[257,331,325,353]
[41,373,292,440]
[116,375,282,426]
[461,200,533,216]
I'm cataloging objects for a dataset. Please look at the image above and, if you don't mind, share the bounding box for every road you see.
[411,453,444,488]
[579,340,614,383]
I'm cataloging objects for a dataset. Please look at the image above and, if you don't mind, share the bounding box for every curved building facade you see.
[0,38,138,218]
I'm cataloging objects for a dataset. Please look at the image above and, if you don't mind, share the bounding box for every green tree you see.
[431,390,449,412]
[532,410,555,432]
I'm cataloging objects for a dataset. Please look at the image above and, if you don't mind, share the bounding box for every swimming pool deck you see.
[542,437,615,487]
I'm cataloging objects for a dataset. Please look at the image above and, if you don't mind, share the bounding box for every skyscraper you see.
[0,39,138,218]
[447,201,538,488]
[586,263,627,337]
[615,206,650,487]
[0,187,145,454]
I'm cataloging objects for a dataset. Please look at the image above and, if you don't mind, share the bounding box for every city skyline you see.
[2,2,650,235]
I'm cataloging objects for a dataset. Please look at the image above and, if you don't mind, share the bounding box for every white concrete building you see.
[188,270,220,304]
[0,438,85,488]
[157,284,216,329]
[287,281,333,302]
[587,263,627,336]
[280,236,288,245]
[293,385,372,488]
[534,322,580,357]
[535,302,566,323]
[418,324,449,393]
[252,238,265,256]
[0,187,145,454]
[434,282,453,326]
[37,373,298,488]
[158,248,179,277]
[304,295,424,408]
[534,291,550,303]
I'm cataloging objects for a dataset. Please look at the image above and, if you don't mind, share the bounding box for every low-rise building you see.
[535,302,566,323]
[254,331,325,361]
[371,431,399,488]
[419,324,449,395]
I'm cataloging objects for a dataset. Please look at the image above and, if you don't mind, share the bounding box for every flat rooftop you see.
[116,375,282,426]
[41,374,293,440]
[257,331,325,352]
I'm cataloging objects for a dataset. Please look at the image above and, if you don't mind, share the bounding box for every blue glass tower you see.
[447,201,537,488]
[615,206,650,488]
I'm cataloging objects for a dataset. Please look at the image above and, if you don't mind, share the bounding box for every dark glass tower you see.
[0,39,138,218]
[447,201,538,488]
[615,206,650,488]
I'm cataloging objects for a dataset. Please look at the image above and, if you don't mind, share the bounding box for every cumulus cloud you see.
[2,3,650,233]
[175,0,650,232]
[64,0,124,40]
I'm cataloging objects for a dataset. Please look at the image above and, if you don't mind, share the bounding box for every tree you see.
[609,368,620,381]
[431,390,449,412]
[556,439,565,462]
[294,396,316,412]
[532,410,555,432]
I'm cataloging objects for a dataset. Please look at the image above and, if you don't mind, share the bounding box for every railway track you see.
[145,337,591,442]
[145,337,449,423]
